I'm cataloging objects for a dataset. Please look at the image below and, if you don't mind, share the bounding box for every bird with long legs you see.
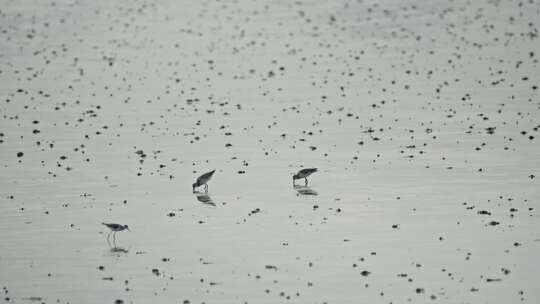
[293,168,318,186]
[102,222,130,247]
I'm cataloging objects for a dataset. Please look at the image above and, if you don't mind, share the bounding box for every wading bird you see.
[193,170,216,192]
[293,168,318,186]
[102,222,130,246]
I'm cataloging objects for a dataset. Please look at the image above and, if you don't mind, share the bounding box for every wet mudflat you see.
[0,0,539,303]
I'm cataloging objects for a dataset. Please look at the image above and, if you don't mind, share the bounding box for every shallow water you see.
[1,0,539,303]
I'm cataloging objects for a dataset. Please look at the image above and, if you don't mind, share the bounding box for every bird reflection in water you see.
[109,246,129,254]
[194,190,216,206]
[294,184,318,196]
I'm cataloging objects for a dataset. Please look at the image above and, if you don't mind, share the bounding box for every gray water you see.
[1,0,539,303]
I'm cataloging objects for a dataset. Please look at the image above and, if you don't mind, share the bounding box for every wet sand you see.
[0,0,539,303]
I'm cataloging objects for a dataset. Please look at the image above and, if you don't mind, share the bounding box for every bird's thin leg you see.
[305,178,308,186]
[106,231,112,245]
[113,232,117,247]
[205,184,209,193]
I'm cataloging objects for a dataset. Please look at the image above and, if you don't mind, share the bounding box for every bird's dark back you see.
[103,222,122,230]
[299,168,317,176]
